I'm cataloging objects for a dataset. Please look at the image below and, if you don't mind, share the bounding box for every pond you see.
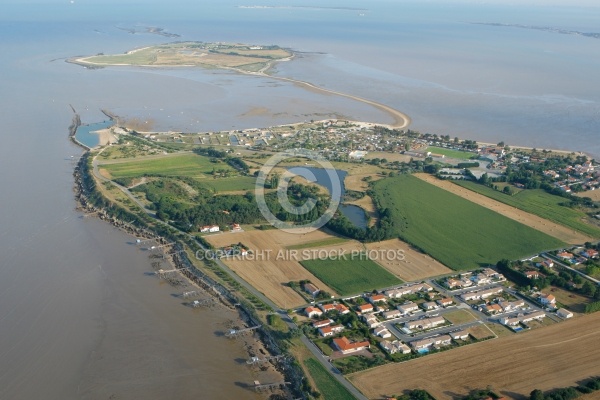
[287,166,368,229]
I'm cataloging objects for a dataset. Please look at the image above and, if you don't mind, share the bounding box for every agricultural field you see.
[371,174,565,270]
[304,359,356,400]
[205,229,365,307]
[417,173,593,244]
[455,180,600,239]
[426,146,477,160]
[349,312,600,400]
[99,153,228,179]
[364,239,452,281]
[300,257,402,296]
[286,237,348,250]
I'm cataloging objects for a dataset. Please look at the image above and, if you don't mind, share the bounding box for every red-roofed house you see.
[305,306,323,318]
[334,303,350,314]
[319,303,336,313]
[557,251,574,260]
[357,304,374,314]
[525,271,540,279]
[540,294,556,306]
[332,337,370,354]
[583,249,599,258]
[368,294,387,304]
[318,324,344,337]
[312,319,332,329]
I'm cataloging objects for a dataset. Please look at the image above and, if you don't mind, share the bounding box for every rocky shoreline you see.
[71,147,304,399]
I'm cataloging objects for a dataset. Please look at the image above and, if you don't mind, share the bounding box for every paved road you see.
[90,153,367,399]
[542,253,600,285]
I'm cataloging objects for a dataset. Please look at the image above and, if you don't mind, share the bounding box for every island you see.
[70,41,600,400]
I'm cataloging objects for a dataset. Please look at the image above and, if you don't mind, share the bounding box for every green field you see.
[371,175,565,270]
[304,358,356,400]
[300,257,402,295]
[426,146,477,160]
[101,153,227,179]
[454,181,600,238]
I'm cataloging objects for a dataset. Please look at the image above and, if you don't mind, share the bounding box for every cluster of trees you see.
[394,389,434,400]
[325,207,398,243]
[193,147,250,173]
[530,376,600,399]
[135,179,330,229]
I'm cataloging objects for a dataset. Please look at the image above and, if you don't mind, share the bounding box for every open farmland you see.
[99,153,228,179]
[304,359,355,400]
[205,229,364,307]
[417,173,595,244]
[300,257,402,296]
[371,175,565,270]
[349,312,600,400]
[454,179,600,239]
[364,239,452,281]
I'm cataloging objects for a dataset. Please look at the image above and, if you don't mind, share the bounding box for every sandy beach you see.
[94,128,118,146]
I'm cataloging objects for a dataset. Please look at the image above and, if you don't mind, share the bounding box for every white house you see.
[556,308,573,319]
[373,326,392,338]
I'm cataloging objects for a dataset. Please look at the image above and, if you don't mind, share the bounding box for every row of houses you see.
[461,286,504,301]
[404,316,446,331]
[445,268,506,289]
[304,302,350,318]
[500,311,546,327]
[483,299,526,315]
[383,282,433,299]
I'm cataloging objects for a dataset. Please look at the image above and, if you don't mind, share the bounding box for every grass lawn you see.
[101,153,233,180]
[455,181,600,238]
[300,257,402,295]
[544,286,593,314]
[286,237,349,250]
[371,175,565,270]
[443,309,478,325]
[426,146,477,160]
[304,358,356,400]
[468,324,496,340]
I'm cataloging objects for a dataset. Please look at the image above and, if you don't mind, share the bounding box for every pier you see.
[225,325,261,338]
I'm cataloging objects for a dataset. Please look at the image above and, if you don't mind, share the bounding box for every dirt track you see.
[349,312,600,400]
[414,173,593,244]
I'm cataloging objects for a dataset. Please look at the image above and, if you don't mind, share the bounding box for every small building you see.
[231,223,242,232]
[303,283,320,297]
[363,315,380,328]
[358,304,374,314]
[200,225,220,233]
[421,301,438,311]
[404,316,446,330]
[540,293,556,306]
[382,309,402,320]
[334,303,350,314]
[583,249,599,259]
[332,337,370,354]
[305,306,323,318]
[312,319,332,329]
[380,340,411,355]
[484,303,503,315]
[319,303,335,313]
[319,324,344,337]
[557,251,574,260]
[525,270,540,279]
[368,294,387,304]
[437,298,454,307]
[557,308,573,319]
[373,326,392,338]
[397,302,419,315]
[461,287,503,301]
[450,330,470,341]
[410,334,452,351]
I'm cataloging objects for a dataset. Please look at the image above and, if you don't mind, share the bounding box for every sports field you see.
[349,312,600,400]
[300,257,402,296]
[455,180,600,239]
[426,146,477,159]
[371,175,565,270]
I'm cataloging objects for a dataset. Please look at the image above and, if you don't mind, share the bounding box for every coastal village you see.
[73,113,600,400]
